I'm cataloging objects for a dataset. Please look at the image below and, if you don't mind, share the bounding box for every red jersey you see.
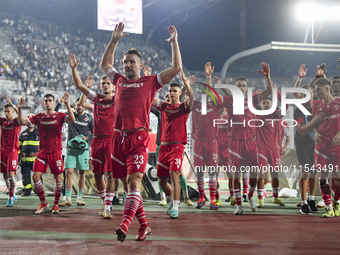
[87,90,115,136]
[27,112,67,153]
[222,94,260,140]
[256,117,285,150]
[0,117,21,151]
[157,100,190,144]
[216,113,229,147]
[313,97,340,148]
[191,100,219,141]
[148,132,157,152]
[106,67,163,131]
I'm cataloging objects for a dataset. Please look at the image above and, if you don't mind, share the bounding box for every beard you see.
[126,70,136,79]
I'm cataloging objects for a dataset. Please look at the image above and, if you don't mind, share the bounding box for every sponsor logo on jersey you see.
[119,82,144,88]
[40,120,57,125]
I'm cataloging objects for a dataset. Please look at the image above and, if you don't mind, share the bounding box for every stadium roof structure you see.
[221,42,340,79]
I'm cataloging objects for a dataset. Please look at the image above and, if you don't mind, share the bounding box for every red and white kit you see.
[87,90,115,173]
[156,99,190,177]
[256,113,287,168]
[27,112,66,175]
[313,97,340,168]
[222,94,260,167]
[107,67,164,178]
[191,100,219,167]
[0,117,21,173]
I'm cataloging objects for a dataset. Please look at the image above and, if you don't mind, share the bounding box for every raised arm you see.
[257,62,273,102]
[293,64,308,98]
[159,26,182,85]
[17,97,29,126]
[308,63,327,88]
[68,54,90,96]
[101,22,128,74]
[214,76,232,97]
[180,70,194,108]
[204,62,222,105]
[62,92,75,123]
[79,76,94,111]
[6,96,18,114]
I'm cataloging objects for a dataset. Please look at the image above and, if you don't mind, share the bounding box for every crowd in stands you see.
[0,14,173,111]
[0,14,315,111]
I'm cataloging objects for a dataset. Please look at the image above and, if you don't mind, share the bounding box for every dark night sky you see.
[176,0,340,71]
[1,0,340,72]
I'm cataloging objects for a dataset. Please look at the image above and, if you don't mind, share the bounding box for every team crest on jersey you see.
[56,160,62,167]
[85,118,89,121]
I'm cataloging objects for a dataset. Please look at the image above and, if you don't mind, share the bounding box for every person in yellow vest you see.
[19,115,39,196]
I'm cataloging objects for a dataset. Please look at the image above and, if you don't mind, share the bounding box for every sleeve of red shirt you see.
[183,101,191,113]
[106,67,125,91]
[295,116,304,125]
[155,73,165,91]
[27,114,36,125]
[61,112,68,124]
[312,105,317,118]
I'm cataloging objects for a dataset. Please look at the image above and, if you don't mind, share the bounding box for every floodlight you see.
[297,2,340,21]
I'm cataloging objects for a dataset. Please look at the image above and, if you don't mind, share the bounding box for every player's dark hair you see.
[76,97,80,103]
[235,76,248,84]
[169,82,182,89]
[124,48,142,61]
[314,78,331,87]
[101,75,107,80]
[44,94,55,101]
[332,76,340,80]
[165,93,169,98]
[301,85,311,90]
[263,97,272,102]
[3,103,13,109]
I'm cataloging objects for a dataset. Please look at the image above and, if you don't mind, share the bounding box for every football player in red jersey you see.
[17,93,75,214]
[191,63,220,211]
[101,22,182,242]
[207,62,273,215]
[293,64,326,211]
[0,100,21,207]
[313,78,340,218]
[152,70,193,219]
[76,73,128,218]
[255,87,289,208]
